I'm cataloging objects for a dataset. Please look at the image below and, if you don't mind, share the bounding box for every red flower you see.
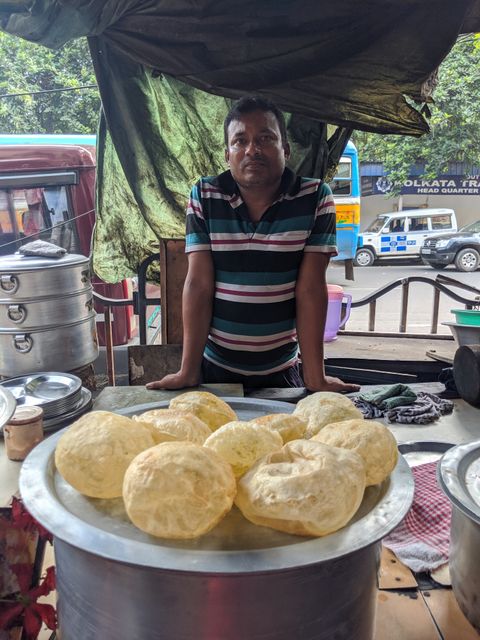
[0,566,57,639]
[9,497,52,542]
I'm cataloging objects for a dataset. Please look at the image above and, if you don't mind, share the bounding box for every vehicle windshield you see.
[459,220,480,234]
[0,185,79,255]
[365,216,388,233]
[329,159,352,196]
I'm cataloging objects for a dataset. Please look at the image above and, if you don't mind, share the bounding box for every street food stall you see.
[1,2,480,639]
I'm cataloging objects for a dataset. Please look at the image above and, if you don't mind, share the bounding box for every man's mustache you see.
[243,159,267,167]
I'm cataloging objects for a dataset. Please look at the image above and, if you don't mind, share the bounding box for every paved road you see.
[328,258,479,334]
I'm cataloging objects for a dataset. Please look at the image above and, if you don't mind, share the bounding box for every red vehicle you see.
[0,134,134,345]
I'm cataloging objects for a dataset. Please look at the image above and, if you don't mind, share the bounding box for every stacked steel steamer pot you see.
[0,253,98,376]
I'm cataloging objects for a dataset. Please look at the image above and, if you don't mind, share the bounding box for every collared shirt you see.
[185,168,337,376]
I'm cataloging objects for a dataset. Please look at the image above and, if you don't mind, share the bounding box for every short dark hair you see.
[224,95,288,147]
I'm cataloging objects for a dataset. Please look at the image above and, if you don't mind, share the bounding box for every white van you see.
[354,208,458,266]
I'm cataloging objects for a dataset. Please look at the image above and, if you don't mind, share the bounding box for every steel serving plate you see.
[438,440,480,525]
[398,441,455,467]
[41,387,92,432]
[1,372,82,405]
[0,385,16,430]
[0,386,91,436]
[0,372,82,418]
[20,397,414,574]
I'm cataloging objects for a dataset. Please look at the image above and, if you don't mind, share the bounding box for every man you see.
[148,96,359,393]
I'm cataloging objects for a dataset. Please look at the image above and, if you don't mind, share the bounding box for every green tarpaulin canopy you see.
[2,1,480,280]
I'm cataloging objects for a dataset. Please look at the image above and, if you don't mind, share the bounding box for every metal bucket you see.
[438,440,480,632]
[20,398,414,640]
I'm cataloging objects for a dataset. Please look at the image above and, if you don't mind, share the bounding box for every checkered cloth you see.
[383,461,452,572]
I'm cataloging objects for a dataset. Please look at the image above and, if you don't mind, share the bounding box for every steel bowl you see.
[438,439,480,632]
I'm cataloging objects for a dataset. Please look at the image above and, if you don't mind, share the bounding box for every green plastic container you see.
[450,309,480,326]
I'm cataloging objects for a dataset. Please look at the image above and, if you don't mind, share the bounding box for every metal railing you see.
[341,273,480,338]
[92,254,161,384]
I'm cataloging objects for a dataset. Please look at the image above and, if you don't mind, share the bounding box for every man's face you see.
[225,110,290,189]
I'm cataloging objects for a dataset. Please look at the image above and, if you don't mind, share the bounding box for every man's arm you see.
[146,251,214,389]
[295,252,360,393]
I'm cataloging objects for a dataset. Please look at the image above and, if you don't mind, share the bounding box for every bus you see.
[0,134,134,345]
[329,140,361,263]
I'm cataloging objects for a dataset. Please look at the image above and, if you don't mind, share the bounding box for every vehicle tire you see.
[354,248,375,267]
[454,248,480,272]
[429,262,448,270]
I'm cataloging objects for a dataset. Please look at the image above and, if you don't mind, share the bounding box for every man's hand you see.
[305,375,360,394]
[146,370,200,390]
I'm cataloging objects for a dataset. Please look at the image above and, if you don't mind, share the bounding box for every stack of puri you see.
[54,391,398,540]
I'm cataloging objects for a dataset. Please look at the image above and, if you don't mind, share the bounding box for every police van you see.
[354,208,458,266]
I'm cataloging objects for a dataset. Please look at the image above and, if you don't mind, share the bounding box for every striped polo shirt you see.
[185,168,337,376]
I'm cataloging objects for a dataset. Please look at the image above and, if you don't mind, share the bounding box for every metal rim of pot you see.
[437,439,480,525]
[20,397,415,575]
[0,386,17,431]
[0,253,90,272]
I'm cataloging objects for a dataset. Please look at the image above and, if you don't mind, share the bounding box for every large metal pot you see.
[0,253,91,299]
[0,289,93,329]
[20,398,414,640]
[0,314,98,376]
[438,440,480,632]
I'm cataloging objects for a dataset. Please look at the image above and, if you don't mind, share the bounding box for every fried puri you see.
[134,409,211,444]
[55,411,155,498]
[293,391,364,438]
[169,391,237,431]
[312,419,398,486]
[204,420,283,478]
[236,439,366,536]
[123,441,236,539]
[249,413,307,443]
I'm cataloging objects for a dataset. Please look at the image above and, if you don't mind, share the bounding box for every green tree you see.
[0,32,100,133]
[353,35,480,194]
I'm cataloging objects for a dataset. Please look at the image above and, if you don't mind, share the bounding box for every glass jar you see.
[4,405,44,461]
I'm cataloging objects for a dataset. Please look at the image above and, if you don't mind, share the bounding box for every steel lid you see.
[19,398,414,574]
[438,439,480,525]
[0,253,89,272]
